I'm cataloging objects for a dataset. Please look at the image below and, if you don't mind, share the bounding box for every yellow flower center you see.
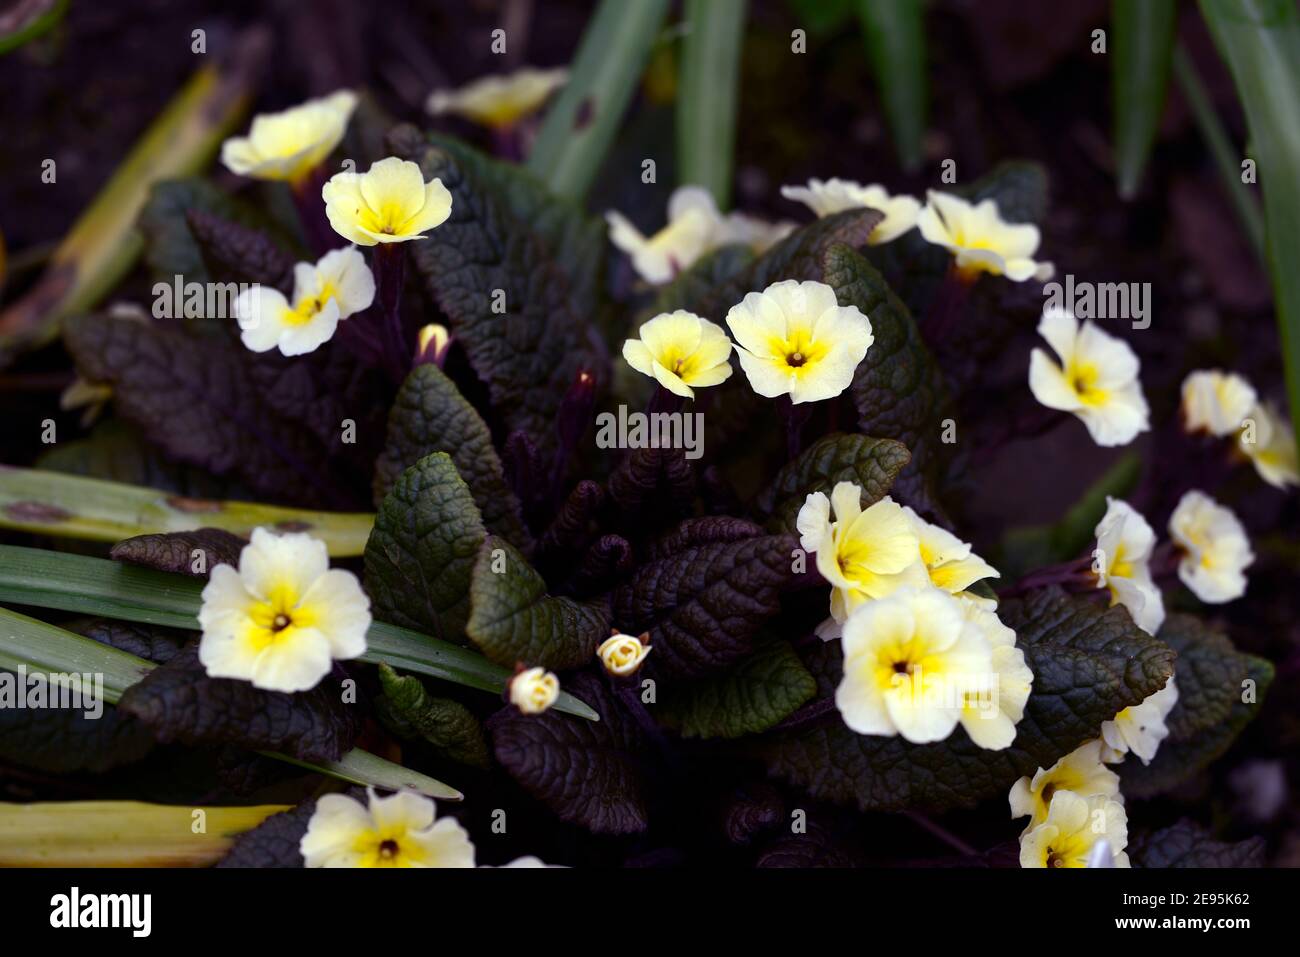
[769,328,829,376]
[286,281,336,326]
[245,582,314,651]
[1067,361,1109,406]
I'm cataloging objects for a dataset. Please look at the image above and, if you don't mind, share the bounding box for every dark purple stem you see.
[780,395,813,459]
[291,166,339,257]
[371,243,409,384]
[924,264,974,347]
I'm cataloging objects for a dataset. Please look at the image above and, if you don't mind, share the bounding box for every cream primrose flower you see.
[509,666,560,714]
[322,156,453,246]
[797,484,925,626]
[497,855,562,868]
[234,246,375,356]
[597,631,652,677]
[1168,490,1254,603]
[1238,402,1300,489]
[1181,369,1257,437]
[835,585,1001,745]
[605,186,722,284]
[726,279,874,404]
[1100,677,1178,765]
[426,67,568,128]
[1018,790,1130,869]
[780,178,921,244]
[198,528,370,693]
[299,788,474,868]
[1029,307,1149,447]
[1092,497,1165,635]
[916,190,1053,282]
[956,600,1032,750]
[900,505,1001,601]
[221,90,357,184]
[1009,740,1121,827]
[621,310,733,398]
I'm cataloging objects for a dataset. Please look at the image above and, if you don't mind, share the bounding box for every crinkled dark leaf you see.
[0,675,155,774]
[138,178,295,286]
[658,638,816,739]
[606,445,696,524]
[376,663,490,769]
[647,243,756,321]
[1121,614,1274,798]
[110,528,247,578]
[372,363,531,550]
[186,209,296,290]
[613,532,798,678]
[487,673,647,834]
[78,618,189,664]
[117,645,361,763]
[755,821,862,868]
[63,313,361,508]
[392,127,606,454]
[825,244,949,519]
[721,783,785,846]
[216,797,320,868]
[1129,819,1266,868]
[648,516,765,559]
[764,588,1175,812]
[364,452,485,644]
[466,536,609,669]
[756,432,912,533]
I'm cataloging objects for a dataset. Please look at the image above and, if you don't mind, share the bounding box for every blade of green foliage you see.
[856,0,927,172]
[1171,46,1266,258]
[0,545,598,720]
[0,0,68,54]
[1112,0,1176,198]
[677,0,747,207]
[763,588,1175,812]
[0,607,460,799]
[0,467,373,556]
[1201,0,1300,451]
[527,0,671,200]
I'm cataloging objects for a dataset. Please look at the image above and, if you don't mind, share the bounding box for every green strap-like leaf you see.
[526,0,672,200]
[856,0,927,172]
[1112,0,1177,198]
[677,0,747,207]
[0,545,598,720]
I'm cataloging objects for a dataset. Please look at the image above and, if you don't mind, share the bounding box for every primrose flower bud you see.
[726,279,874,404]
[836,586,999,746]
[1099,677,1178,765]
[300,787,474,868]
[1168,490,1254,603]
[426,67,568,129]
[1238,401,1299,489]
[1019,791,1130,868]
[1092,497,1164,635]
[415,323,452,367]
[1028,307,1149,447]
[1180,369,1257,437]
[622,310,733,398]
[606,186,722,284]
[322,156,453,246]
[917,190,1053,282]
[509,666,560,715]
[797,484,926,624]
[1009,740,1121,827]
[780,178,920,245]
[198,527,370,693]
[234,246,375,357]
[221,90,357,184]
[597,631,652,677]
